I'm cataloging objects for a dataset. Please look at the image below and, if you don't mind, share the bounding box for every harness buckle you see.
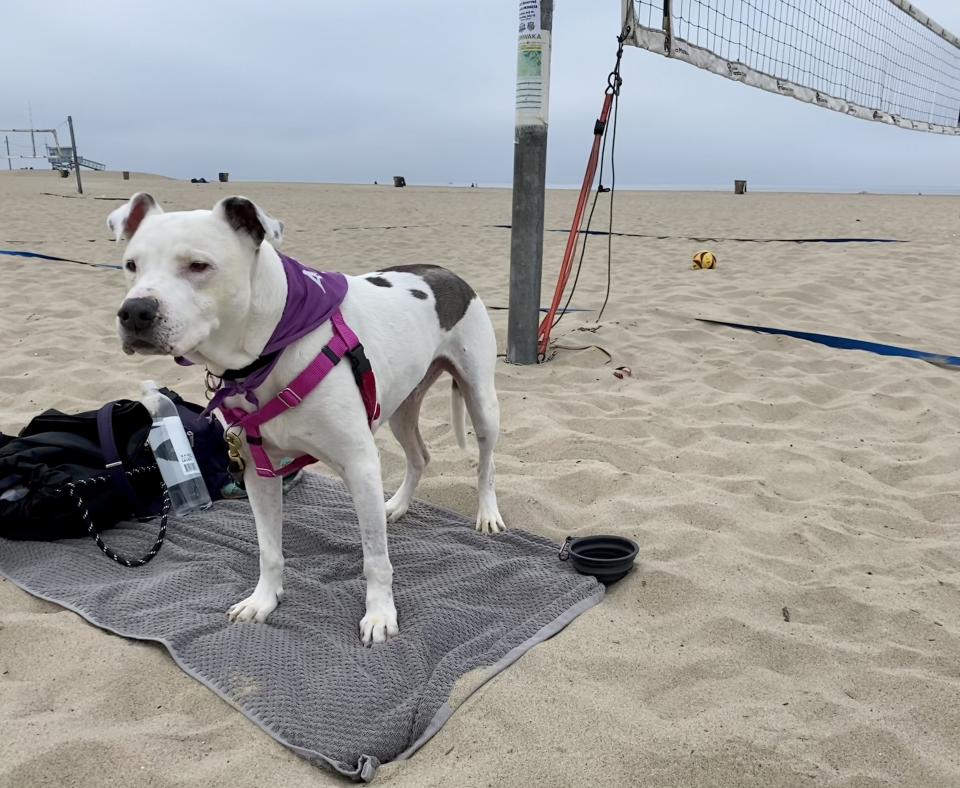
[346,345,372,375]
[277,388,303,408]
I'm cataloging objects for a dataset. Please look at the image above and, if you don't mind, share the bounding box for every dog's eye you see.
[189,261,211,273]
[125,260,136,273]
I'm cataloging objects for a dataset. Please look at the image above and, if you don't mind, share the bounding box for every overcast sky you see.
[6,0,960,192]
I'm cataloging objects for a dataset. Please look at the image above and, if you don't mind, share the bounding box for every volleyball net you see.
[621,0,960,134]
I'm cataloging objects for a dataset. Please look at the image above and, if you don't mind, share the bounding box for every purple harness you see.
[187,253,380,478]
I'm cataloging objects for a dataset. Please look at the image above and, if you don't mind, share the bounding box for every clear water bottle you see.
[141,380,212,516]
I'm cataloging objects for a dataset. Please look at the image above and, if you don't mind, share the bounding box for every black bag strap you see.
[96,402,143,517]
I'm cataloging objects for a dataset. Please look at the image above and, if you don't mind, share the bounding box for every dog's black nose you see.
[118,297,159,331]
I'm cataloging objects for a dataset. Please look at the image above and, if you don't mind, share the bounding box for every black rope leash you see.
[551,27,627,336]
[61,465,170,567]
[597,52,621,323]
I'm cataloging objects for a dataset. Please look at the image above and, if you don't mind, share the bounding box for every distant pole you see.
[507,0,553,364]
[29,102,36,157]
[4,136,10,171]
[67,115,83,194]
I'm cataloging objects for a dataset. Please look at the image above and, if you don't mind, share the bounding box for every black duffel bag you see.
[0,389,231,547]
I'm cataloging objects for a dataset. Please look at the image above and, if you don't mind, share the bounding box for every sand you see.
[2,170,960,787]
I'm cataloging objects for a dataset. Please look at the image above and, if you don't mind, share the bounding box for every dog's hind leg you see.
[385,364,443,522]
[460,378,505,534]
[228,470,285,622]
[449,305,505,535]
[385,393,431,522]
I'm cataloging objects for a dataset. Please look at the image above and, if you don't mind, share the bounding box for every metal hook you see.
[204,368,223,401]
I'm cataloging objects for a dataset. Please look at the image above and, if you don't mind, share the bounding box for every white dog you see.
[110,193,504,645]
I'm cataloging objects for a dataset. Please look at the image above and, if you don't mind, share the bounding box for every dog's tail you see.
[451,380,467,450]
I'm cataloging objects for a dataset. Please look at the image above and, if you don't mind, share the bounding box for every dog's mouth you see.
[118,304,208,359]
[121,333,202,359]
[120,332,175,356]
[122,338,165,356]
[118,311,182,356]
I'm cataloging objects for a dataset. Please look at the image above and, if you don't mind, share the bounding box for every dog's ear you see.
[256,206,284,248]
[214,196,271,248]
[107,193,163,242]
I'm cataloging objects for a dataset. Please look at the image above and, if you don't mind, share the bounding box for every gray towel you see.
[0,473,603,781]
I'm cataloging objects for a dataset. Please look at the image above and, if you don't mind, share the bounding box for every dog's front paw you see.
[227,584,283,623]
[359,601,399,646]
[475,508,506,535]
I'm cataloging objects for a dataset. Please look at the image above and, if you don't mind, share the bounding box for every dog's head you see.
[110,193,284,358]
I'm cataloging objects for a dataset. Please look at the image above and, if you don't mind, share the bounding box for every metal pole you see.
[507,0,553,364]
[662,0,673,53]
[67,115,83,195]
[4,136,10,171]
[28,101,36,157]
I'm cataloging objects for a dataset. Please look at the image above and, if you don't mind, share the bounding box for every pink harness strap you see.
[218,310,380,478]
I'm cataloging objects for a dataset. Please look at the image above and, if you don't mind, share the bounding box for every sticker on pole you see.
[515,0,551,127]
[518,0,541,36]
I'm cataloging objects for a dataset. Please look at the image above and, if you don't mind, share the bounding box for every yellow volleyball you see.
[692,250,717,269]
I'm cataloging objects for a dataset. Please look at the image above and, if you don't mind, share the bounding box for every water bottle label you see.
[150,417,203,485]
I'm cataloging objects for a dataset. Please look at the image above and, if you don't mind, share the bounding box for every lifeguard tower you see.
[1,124,103,172]
[45,145,104,172]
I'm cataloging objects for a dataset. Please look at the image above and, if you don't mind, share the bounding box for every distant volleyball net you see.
[622,0,960,134]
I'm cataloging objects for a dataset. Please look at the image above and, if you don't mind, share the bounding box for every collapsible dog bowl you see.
[558,535,638,584]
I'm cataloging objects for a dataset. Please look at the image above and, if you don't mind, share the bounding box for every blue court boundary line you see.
[1,249,121,270]
[488,225,903,244]
[699,319,960,367]
[487,306,591,314]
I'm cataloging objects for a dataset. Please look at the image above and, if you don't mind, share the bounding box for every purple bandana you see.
[182,253,347,411]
